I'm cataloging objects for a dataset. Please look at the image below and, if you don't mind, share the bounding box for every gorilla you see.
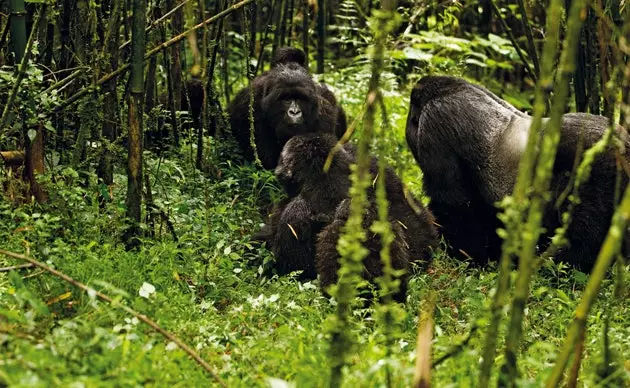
[228,47,347,169]
[316,198,412,302]
[405,75,629,272]
[254,133,438,301]
[252,133,353,277]
[180,77,205,134]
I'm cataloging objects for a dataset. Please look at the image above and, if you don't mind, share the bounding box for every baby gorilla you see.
[316,198,412,302]
[228,47,346,169]
[252,134,353,278]
[256,133,438,301]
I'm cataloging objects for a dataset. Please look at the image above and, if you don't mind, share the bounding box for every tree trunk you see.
[316,0,325,73]
[98,0,121,190]
[125,0,147,249]
[167,0,182,147]
[25,124,47,203]
[9,0,27,63]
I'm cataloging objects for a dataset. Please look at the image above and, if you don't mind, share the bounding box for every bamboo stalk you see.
[545,183,630,387]
[500,0,588,384]
[327,1,395,385]
[0,5,46,133]
[49,0,254,114]
[479,0,583,384]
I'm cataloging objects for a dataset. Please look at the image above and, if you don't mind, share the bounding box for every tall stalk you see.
[9,0,27,63]
[500,0,588,384]
[479,0,585,384]
[327,1,396,386]
[316,0,325,73]
[125,0,147,249]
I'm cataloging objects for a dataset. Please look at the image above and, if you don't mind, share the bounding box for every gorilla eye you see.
[281,92,305,101]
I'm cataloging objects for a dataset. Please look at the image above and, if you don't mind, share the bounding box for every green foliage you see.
[1,8,629,385]
[0,56,60,146]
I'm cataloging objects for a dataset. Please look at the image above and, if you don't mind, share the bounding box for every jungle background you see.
[0,0,629,386]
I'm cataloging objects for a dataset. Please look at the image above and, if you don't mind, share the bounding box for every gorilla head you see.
[260,63,330,145]
[270,47,307,68]
[275,133,353,201]
[406,75,629,271]
[227,48,347,169]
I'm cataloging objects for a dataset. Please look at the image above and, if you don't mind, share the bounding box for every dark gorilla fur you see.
[255,133,437,301]
[228,47,347,169]
[316,199,411,302]
[405,75,630,272]
[252,133,353,277]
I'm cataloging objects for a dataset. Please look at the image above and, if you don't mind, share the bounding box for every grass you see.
[0,66,629,387]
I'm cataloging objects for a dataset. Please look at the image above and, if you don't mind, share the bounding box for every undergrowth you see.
[0,68,628,387]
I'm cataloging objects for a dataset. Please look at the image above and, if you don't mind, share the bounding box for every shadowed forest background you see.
[0,0,629,386]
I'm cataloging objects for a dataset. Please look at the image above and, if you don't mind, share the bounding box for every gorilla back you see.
[405,75,629,272]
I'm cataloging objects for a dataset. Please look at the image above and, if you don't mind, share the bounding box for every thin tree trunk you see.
[316,0,325,73]
[145,56,157,113]
[125,0,147,249]
[9,0,27,63]
[167,0,182,146]
[98,0,121,189]
[25,124,47,203]
[301,0,309,67]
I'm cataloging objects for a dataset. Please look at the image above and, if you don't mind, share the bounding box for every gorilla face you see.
[261,64,320,144]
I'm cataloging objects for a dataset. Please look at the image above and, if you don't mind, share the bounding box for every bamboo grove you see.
[0,0,629,386]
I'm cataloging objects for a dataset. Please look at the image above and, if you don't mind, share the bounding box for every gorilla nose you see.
[287,102,303,123]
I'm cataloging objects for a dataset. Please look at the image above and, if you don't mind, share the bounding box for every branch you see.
[488,0,537,82]
[0,6,47,133]
[52,0,254,113]
[119,0,190,50]
[0,249,226,387]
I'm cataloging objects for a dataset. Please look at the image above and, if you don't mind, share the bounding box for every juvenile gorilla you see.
[316,199,412,302]
[252,134,353,278]
[256,133,437,301]
[405,75,629,272]
[228,47,347,169]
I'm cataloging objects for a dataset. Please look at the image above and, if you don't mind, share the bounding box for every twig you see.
[119,0,190,50]
[0,249,227,387]
[51,0,254,113]
[42,68,84,94]
[516,0,540,76]
[0,6,47,132]
[488,0,536,82]
[0,263,35,272]
[432,321,479,368]
[413,293,436,388]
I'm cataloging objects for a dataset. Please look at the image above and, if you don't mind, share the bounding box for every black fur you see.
[256,133,437,301]
[405,75,629,272]
[315,198,411,302]
[228,47,347,169]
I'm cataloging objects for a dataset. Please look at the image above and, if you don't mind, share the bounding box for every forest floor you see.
[1,71,629,387]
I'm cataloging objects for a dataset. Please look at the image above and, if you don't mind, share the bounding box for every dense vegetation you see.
[0,0,629,386]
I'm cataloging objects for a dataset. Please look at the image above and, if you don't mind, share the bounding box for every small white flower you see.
[139,282,156,299]
[165,341,178,351]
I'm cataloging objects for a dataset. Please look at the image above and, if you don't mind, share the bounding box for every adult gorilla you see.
[405,75,629,272]
[228,47,347,169]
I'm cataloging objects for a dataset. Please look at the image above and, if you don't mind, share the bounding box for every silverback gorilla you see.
[228,47,347,169]
[254,133,437,301]
[405,75,629,272]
